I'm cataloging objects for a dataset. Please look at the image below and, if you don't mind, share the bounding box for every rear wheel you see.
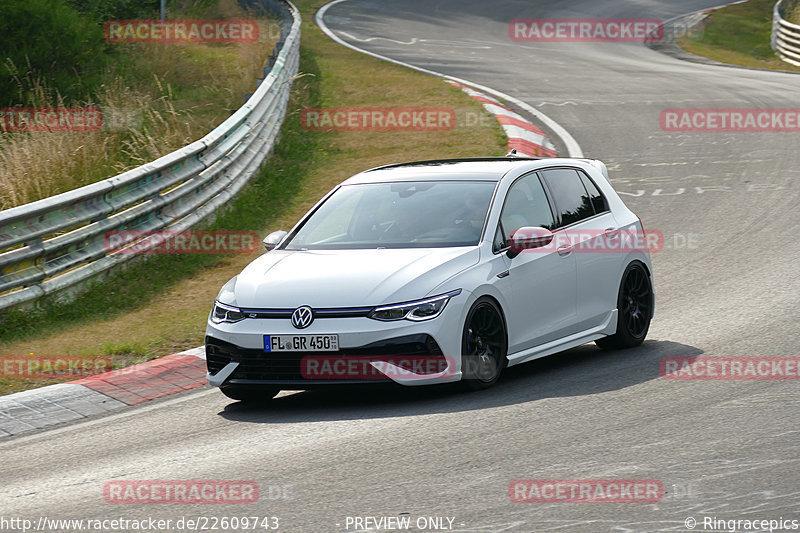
[461,297,508,390]
[596,261,653,349]
[220,386,280,402]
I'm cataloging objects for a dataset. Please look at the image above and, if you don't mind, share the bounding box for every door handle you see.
[557,245,572,256]
[604,227,619,243]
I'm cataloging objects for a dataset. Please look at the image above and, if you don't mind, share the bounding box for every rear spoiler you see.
[581,159,610,182]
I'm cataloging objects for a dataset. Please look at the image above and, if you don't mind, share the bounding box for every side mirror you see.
[507,227,554,259]
[263,230,288,251]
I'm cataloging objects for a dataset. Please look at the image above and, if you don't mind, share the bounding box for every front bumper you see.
[205,290,468,388]
[205,334,460,388]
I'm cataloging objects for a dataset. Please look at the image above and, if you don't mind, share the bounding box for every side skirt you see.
[506,310,617,367]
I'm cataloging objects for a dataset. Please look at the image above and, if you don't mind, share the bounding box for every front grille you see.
[236,307,374,319]
[206,334,444,383]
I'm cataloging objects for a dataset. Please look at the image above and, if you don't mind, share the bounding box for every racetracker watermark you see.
[104,20,258,43]
[104,230,259,255]
[0,107,102,132]
[661,108,800,132]
[100,107,143,131]
[661,357,800,380]
[300,107,456,131]
[510,227,665,253]
[103,481,259,504]
[301,356,456,380]
[510,479,664,503]
[1,356,112,379]
[509,19,663,42]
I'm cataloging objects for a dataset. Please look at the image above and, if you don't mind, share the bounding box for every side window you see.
[578,170,608,213]
[496,173,555,250]
[540,168,595,227]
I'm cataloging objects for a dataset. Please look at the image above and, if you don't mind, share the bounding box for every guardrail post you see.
[772,0,781,51]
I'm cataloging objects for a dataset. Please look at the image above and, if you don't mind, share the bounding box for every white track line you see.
[315,0,584,158]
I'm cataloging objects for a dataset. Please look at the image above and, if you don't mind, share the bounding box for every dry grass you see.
[0,78,197,207]
[788,1,800,25]
[0,4,279,210]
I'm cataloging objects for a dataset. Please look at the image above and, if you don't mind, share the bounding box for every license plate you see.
[264,334,339,352]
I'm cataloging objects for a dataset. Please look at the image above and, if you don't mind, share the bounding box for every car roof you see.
[340,157,599,184]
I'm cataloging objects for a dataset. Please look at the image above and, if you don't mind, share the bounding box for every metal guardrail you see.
[0,1,300,312]
[773,0,800,66]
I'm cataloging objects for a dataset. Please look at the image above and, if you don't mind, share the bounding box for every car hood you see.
[229,247,479,308]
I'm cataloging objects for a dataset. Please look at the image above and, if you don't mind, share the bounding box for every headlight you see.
[211,301,246,324]
[368,289,461,322]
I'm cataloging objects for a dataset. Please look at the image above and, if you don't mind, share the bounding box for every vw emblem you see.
[291,306,314,329]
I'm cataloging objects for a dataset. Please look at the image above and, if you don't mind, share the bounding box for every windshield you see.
[283,180,497,249]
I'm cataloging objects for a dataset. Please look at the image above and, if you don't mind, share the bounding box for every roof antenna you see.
[505,148,519,157]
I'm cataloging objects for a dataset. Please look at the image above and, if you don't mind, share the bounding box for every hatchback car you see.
[206,156,654,401]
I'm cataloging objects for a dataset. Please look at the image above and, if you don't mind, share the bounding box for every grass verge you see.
[790,1,800,24]
[0,0,506,395]
[678,0,800,73]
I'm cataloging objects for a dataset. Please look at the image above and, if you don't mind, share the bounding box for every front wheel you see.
[461,297,508,390]
[596,261,653,350]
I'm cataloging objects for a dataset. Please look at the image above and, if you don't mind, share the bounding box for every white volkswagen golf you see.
[206,157,654,401]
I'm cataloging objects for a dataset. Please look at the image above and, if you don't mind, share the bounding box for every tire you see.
[460,297,508,390]
[220,385,280,402]
[596,261,653,350]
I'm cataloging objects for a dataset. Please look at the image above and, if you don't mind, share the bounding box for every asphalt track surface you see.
[2,1,800,532]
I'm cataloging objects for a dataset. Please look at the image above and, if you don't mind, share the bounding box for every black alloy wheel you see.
[461,297,508,390]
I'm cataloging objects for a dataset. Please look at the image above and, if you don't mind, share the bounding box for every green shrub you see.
[66,0,159,22]
[0,0,109,106]
[789,2,800,25]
